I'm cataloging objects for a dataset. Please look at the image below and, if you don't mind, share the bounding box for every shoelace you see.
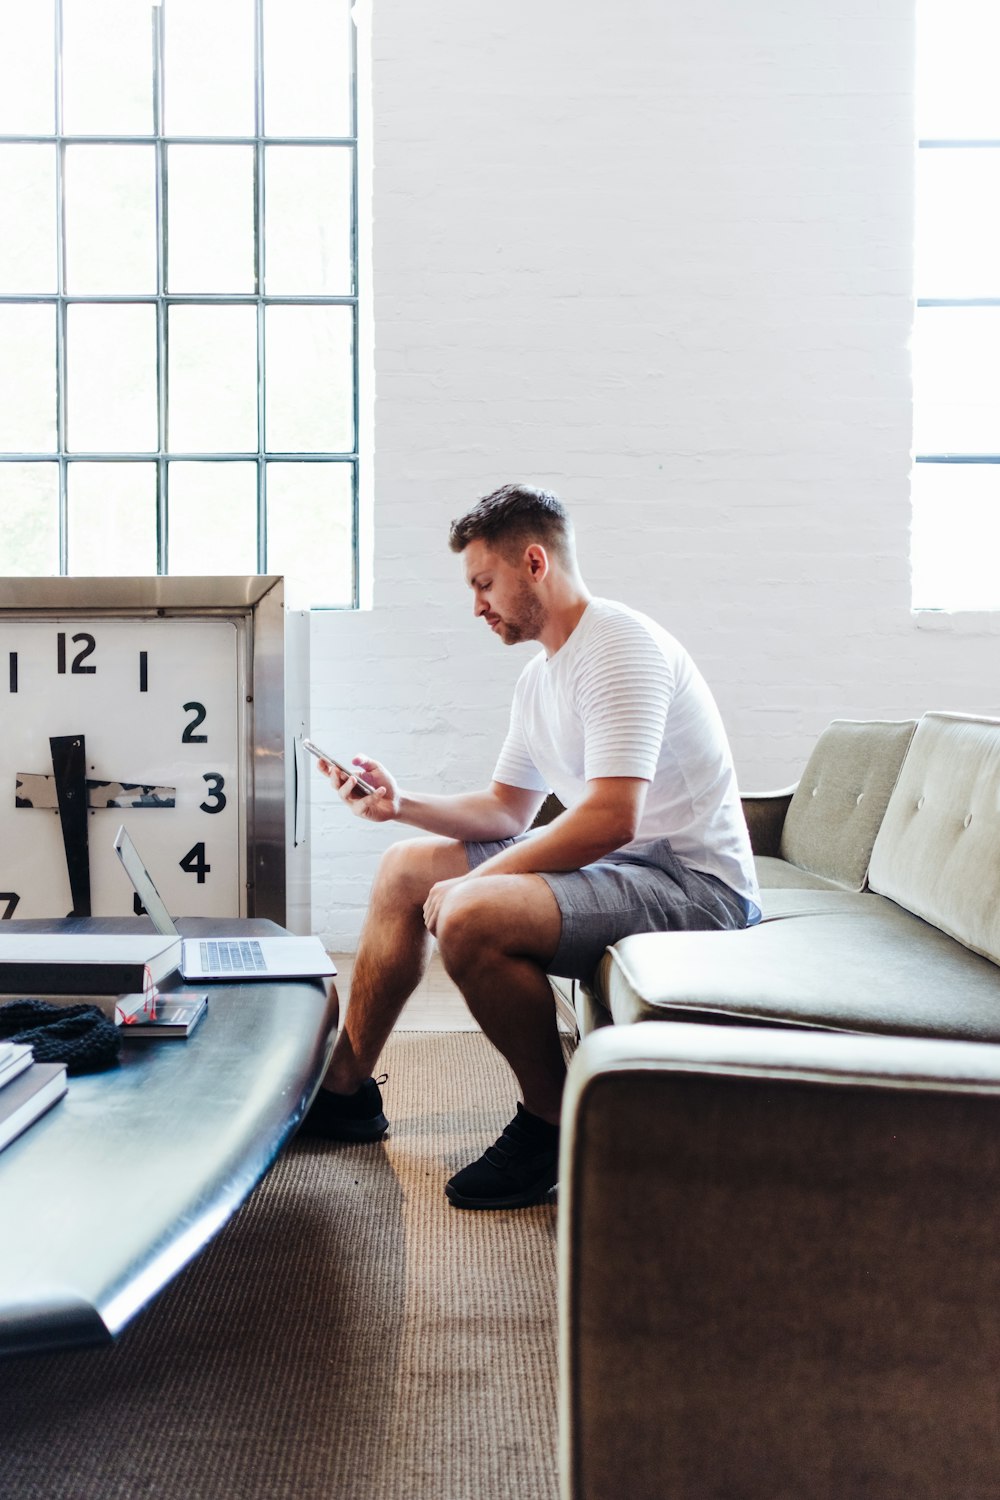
[485,1115,534,1168]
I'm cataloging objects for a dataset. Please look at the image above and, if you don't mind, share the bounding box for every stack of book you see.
[0,933,182,1005]
[0,1042,68,1156]
[117,989,208,1038]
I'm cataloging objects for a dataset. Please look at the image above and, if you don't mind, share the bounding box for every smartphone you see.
[302,739,378,796]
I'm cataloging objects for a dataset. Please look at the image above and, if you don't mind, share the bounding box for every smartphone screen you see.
[303,739,378,796]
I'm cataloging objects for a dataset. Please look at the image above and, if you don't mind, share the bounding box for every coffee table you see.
[0,917,338,1357]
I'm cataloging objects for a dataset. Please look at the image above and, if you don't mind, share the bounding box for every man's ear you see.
[525,544,549,579]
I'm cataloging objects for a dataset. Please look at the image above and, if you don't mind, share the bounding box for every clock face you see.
[0,616,245,921]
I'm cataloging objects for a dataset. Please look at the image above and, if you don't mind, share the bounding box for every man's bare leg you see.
[321,835,471,1096]
[431,873,566,1207]
[434,873,565,1123]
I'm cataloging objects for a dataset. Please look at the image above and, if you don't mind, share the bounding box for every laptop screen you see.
[113,826,182,940]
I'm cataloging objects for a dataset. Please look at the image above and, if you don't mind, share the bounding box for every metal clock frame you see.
[0,573,289,924]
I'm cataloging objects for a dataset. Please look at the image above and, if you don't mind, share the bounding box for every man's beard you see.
[495,579,546,644]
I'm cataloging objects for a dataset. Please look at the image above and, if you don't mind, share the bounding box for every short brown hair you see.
[448,483,573,563]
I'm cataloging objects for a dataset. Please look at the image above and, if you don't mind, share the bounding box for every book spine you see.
[0,962,149,995]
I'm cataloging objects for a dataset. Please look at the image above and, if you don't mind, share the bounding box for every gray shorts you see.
[463,834,749,982]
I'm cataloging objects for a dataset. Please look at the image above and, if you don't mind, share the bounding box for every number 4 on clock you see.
[179,843,211,884]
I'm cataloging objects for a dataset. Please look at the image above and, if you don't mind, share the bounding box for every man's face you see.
[463,539,546,645]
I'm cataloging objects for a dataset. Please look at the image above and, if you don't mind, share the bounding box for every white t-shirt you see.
[492,597,760,912]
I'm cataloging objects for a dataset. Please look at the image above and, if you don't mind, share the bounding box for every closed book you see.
[0,1062,68,1153]
[0,1043,34,1091]
[0,935,181,1002]
[121,994,208,1038]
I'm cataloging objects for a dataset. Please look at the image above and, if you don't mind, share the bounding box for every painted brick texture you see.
[309,0,1000,949]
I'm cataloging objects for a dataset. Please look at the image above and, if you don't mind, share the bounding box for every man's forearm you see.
[395,789,530,842]
[468,799,634,879]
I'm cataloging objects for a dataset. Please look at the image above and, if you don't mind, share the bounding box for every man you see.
[304,483,760,1209]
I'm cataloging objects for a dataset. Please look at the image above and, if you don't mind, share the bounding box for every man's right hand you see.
[321,756,399,821]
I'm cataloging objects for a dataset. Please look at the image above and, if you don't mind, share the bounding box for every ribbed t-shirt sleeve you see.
[578,613,674,781]
[492,669,549,791]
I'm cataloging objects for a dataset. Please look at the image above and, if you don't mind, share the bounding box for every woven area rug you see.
[0,1032,560,1500]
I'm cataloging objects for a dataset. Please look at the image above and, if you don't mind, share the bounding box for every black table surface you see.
[0,917,339,1357]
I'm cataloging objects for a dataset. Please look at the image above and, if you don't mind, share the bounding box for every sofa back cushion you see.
[779,719,917,891]
[869,712,1000,967]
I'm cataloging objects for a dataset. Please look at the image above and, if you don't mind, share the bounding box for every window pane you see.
[0,305,56,454]
[264,146,353,295]
[167,146,254,294]
[62,0,153,135]
[167,462,258,573]
[0,146,56,293]
[916,150,1000,298]
[912,462,1000,609]
[263,0,353,137]
[0,0,54,133]
[0,463,58,574]
[916,0,1000,138]
[67,304,157,452]
[168,305,258,453]
[64,145,156,295]
[266,462,353,607]
[913,307,1000,454]
[265,305,353,453]
[164,0,255,136]
[67,463,157,575]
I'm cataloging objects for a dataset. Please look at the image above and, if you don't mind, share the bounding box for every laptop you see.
[113,826,337,982]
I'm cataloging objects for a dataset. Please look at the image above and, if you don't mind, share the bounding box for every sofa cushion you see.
[754,856,846,891]
[778,719,916,890]
[601,899,1000,1039]
[869,713,1000,968]
[579,890,873,1032]
[758,888,880,919]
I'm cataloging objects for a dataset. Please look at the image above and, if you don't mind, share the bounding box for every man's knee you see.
[373,836,467,906]
[436,884,498,972]
[436,875,560,973]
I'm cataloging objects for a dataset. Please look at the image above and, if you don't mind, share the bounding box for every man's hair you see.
[448,483,574,564]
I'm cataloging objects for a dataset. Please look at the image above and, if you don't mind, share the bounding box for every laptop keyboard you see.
[199,939,267,973]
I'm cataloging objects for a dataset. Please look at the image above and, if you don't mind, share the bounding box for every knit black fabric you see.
[0,998,121,1074]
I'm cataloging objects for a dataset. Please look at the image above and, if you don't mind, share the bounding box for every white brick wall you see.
[308,0,1000,950]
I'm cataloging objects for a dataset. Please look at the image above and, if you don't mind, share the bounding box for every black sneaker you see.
[445,1102,559,1210]
[300,1073,389,1142]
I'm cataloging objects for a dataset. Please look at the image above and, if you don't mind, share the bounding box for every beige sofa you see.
[558,711,1000,1500]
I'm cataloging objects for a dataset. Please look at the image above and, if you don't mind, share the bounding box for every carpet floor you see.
[0,1032,561,1500]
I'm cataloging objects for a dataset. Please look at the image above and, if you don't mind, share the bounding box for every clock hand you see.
[50,733,92,918]
[15,774,176,809]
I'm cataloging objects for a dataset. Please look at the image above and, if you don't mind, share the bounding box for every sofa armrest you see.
[559,1023,1000,1500]
[740,786,796,855]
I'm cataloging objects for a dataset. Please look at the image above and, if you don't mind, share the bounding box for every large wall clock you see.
[0,576,307,925]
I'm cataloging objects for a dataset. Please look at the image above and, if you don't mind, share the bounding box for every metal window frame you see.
[0,0,360,607]
[914,136,1000,474]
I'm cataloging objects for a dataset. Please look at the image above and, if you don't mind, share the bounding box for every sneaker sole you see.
[444,1174,557,1211]
[300,1112,389,1143]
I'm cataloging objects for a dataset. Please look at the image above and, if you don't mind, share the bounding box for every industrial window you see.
[0,0,359,608]
[913,0,1000,609]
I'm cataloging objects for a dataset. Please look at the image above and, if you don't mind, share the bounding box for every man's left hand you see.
[423,875,470,936]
